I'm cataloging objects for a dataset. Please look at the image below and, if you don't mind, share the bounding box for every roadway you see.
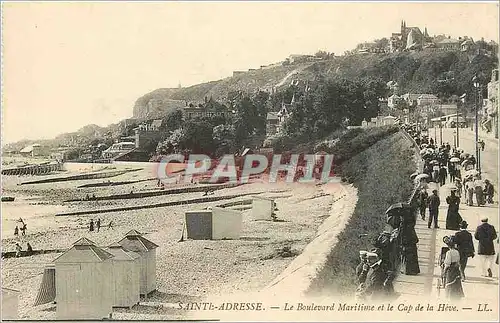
[394,127,498,321]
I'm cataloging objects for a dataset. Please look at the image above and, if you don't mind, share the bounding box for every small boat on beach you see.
[1,196,15,202]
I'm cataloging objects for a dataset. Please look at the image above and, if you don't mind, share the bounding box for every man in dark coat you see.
[484,179,495,204]
[428,189,440,229]
[439,166,448,186]
[418,189,428,220]
[475,217,497,277]
[454,221,475,280]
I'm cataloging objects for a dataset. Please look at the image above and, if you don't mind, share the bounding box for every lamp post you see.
[456,100,460,148]
[472,76,481,174]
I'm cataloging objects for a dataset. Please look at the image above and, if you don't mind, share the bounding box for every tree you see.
[164,109,184,131]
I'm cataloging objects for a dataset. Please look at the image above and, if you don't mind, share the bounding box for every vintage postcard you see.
[1,1,499,322]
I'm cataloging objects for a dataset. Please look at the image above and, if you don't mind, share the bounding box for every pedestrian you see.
[475,217,497,278]
[418,188,428,220]
[15,243,22,258]
[359,252,386,300]
[428,189,440,229]
[442,236,465,299]
[432,164,440,183]
[439,165,448,186]
[400,212,420,275]
[479,139,485,151]
[474,177,485,206]
[448,162,456,183]
[455,179,462,198]
[454,221,475,281]
[445,190,462,230]
[96,219,101,232]
[465,179,475,206]
[20,223,27,236]
[89,219,94,232]
[355,251,370,284]
[484,179,494,204]
[14,226,19,237]
[108,220,114,230]
[26,242,34,256]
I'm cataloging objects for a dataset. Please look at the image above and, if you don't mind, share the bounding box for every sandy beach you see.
[1,161,351,320]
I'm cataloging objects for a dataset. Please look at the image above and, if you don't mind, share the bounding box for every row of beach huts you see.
[2,196,277,320]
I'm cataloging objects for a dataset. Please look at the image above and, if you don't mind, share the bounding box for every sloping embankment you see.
[256,130,416,299]
[262,183,358,298]
[306,131,416,296]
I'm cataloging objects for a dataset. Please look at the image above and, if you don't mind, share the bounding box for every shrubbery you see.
[307,130,416,296]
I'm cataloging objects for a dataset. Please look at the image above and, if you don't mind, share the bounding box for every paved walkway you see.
[394,179,499,319]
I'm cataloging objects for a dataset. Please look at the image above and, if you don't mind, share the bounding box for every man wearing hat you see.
[428,189,440,229]
[454,221,475,280]
[356,251,369,284]
[361,252,386,300]
[475,217,498,277]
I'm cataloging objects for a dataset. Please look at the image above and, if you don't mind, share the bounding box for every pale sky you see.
[1,1,499,144]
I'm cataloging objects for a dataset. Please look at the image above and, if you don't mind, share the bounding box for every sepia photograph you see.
[1,1,499,321]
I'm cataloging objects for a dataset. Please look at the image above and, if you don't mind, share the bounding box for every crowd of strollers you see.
[354,125,497,302]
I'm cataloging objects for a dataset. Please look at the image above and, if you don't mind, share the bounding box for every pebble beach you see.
[1,160,348,320]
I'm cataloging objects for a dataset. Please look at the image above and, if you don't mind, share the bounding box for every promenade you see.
[394,128,499,321]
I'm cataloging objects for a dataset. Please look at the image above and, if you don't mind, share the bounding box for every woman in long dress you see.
[443,236,465,299]
[446,190,462,230]
[400,211,420,275]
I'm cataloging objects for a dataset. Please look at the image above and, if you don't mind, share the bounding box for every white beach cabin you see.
[185,208,242,240]
[105,243,141,308]
[117,230,158,296]
[1,287,20,320]
[251,196,276,220]
[53,237,114,320]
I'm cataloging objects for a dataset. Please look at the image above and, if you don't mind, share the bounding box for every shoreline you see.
[1,165,355,320]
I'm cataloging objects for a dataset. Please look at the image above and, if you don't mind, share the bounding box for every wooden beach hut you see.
[53,237,114,320]
[105,243,141,308]
[251,196,276,220]
[118,230,158,296]
[184,208,242,240]
[1,287,20,320]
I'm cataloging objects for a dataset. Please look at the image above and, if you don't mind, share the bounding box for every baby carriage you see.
[436,246,450,296]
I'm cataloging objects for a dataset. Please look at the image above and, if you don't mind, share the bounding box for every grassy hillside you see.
[307,130,416,296]
[132,50,497,119]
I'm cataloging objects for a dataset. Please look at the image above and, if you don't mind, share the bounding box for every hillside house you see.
[266,112,279,137]
[417,94,440,107]
[361,115,398,128]
[460,38,475,52]
[388,94,401,108]
[436,38,461,50]
[19,144,46,157]
[288,54,315,64]
[101,142,136,159]
[181,106,230,120]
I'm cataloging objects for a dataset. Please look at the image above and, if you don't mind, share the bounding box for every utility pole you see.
[456,98,460,148]
[440,123,443,146]
[473,76,480,174]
